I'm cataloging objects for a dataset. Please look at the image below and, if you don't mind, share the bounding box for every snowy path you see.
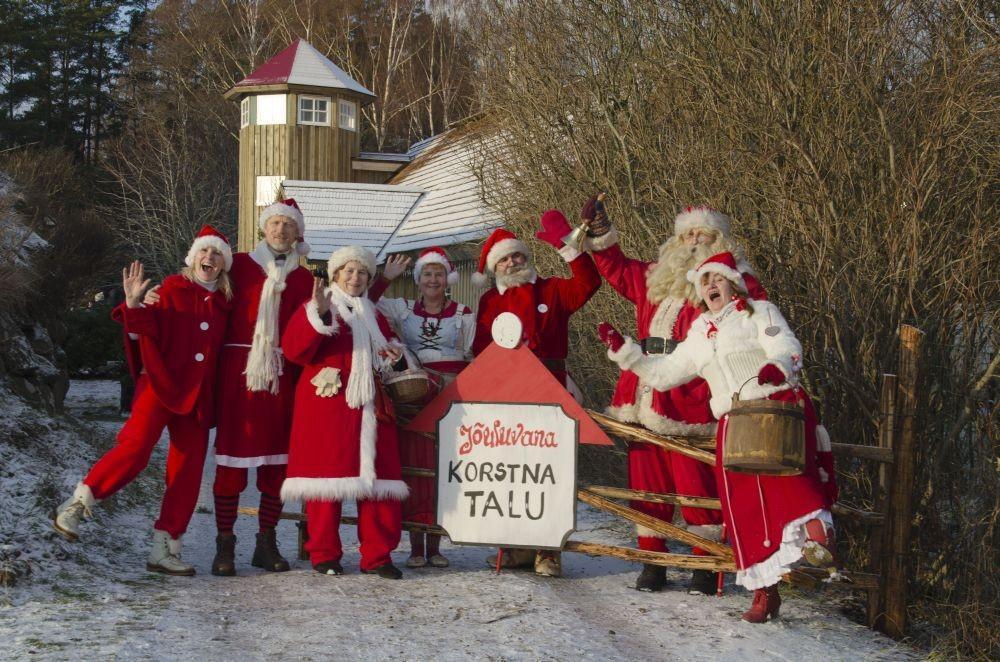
[1,381,919,660]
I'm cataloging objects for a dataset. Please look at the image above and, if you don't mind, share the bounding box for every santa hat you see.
[327,245,377,281]
[673,206,732,238]
[687,251,747,292]
[185,225,233,271]
[259,198,311,257]
[472,228,530,288]
[413,246,460,286]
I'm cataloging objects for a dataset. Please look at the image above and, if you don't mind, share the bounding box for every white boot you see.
[147,529,195,576]
[53,482,97,541]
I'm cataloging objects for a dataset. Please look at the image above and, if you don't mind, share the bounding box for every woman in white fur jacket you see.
[598,251,838,623]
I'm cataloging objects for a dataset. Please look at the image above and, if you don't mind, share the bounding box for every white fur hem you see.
[687,524,723,542]
[74,482,99,507]
[736,508,834,590]
[215,454,289,468]
[585,226,619,252]
[607,337,642,371]
[636,524,669,539]
[557,243,582,262]
[306,299,339,335]
[605,391,717,437]
[280,477,410,503]
[816,425,832,452]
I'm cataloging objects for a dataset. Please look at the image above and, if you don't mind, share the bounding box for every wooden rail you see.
[585,409,717,465]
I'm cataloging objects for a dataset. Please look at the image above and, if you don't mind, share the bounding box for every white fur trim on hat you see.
[185,236,233,271]
[687,263,747,292]
[295,240,311,257]
[327,246,376,279]
[485,237,530,273]
[673,207,732,238]
[413,252,459,286]
[259,202,305,235]
[472,271,490,288]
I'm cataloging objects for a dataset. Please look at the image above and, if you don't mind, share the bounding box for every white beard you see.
[495,265,537,291]
[646,235,740,304]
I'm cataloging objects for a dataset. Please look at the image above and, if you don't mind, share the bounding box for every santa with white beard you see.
[585,199,766,594]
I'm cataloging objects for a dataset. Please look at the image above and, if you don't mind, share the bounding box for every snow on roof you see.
[384,130,502,254]
[357,152,411,163]
[233,39,374,99]
[280,180,424,262]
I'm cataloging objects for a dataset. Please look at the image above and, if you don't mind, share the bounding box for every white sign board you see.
[436,402,577,549]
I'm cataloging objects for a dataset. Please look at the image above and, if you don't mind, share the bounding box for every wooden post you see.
[877,326,923,639]
[867,373,897,627]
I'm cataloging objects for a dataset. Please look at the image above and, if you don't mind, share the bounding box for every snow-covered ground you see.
[0,381,920,660]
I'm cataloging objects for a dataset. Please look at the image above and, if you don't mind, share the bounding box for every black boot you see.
[362,563,403,580]
[211,534,237,577]
[635,563,667,592]
[313,560,344,575]
[688,569,717,595]
[252,529,290,572]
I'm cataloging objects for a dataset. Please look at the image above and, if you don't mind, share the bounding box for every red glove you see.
[598,322,625,352]
[536,209,572,249]
[757,363,785,386]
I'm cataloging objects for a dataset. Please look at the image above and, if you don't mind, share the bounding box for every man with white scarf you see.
[280,246,409,579]
[210,199,314,577]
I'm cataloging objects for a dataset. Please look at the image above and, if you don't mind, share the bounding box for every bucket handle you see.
[732,371,789,404]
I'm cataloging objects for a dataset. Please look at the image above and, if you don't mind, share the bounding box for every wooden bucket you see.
[723,390,806,476]
[384,371,431,404]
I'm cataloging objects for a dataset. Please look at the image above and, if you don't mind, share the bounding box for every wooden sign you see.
[436,401,578,549]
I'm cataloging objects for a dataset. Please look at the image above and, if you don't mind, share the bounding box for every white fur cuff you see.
[306,300,339,336]
[636,524,669,539]
[585,226,619,252]
[557,243,582,262]
[607,337,642,371]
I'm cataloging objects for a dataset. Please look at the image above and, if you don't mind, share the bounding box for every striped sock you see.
[258,493,283,532]
[215,494,240,534]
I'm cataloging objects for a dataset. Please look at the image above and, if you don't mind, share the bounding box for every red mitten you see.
[757,363,785,386]
[598,322,625,352]
[536,209,572,249]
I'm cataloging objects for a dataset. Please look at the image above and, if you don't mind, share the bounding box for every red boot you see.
[741,584,781,623]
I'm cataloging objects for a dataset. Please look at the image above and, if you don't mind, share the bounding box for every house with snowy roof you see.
[224,38,501,299]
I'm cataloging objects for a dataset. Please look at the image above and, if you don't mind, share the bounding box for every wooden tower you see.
[224,39,376,251]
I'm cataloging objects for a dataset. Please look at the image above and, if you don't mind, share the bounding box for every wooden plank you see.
[577,489,732,559]
[402,466,435,478]
[564,541,735,571]
[831,502,884,525]
[832,442,894,463]
[587,409,716,465]
[868,373,897,626]
[878,326,924,639]
[583,485,722,510]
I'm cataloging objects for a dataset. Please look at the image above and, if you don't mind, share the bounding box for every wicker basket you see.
[383,371,431,404]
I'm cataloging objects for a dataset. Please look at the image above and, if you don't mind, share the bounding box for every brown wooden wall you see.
[236,91,365,252]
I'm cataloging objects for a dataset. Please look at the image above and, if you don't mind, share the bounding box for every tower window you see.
[256,94,287,125]
[240,97,250,127]
[298,95,330,126]
[339,100,357,131]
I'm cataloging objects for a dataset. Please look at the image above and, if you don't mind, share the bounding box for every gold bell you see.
[563,220,591,251]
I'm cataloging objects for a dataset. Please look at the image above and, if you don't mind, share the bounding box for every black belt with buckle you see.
[640,336,677,355]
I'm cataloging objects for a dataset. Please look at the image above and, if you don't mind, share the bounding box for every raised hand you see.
[312,277,330,316]
[122,261,151,309]
[597,322,626,352]
[382,254,411,281]
[536,209,572,249]
[757,363,785,386]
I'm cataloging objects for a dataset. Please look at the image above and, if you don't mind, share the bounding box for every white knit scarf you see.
[327,283,392,409]
[245,241,301,393]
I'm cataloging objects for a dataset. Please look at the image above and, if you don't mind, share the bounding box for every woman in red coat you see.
[601,252,838,623]
[53,226,234,576]
[280,246,409,579]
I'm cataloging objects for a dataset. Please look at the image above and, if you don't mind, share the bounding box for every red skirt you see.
[715,388,832,571]
[400,361,467,525]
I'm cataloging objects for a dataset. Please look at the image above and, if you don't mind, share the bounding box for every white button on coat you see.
[200,322,209,330]
[195,353,205,362]
[537,303,549,313]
